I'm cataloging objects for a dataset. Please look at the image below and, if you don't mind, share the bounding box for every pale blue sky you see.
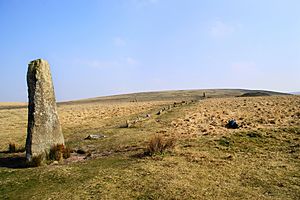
[0,0,299,102]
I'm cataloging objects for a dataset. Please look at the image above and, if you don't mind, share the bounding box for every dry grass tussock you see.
[27,154,44,167]
[144,134,176,156]
[8,143,25,153]
[48,144,71,161]
[8,143,16,153]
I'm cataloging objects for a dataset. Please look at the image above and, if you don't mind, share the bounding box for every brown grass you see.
[0,101,168,151]
[168,96,300,138]
[48,144,71,161]
[144,134,176,156]
[27,154,44,167]
[8,143,25,153]
[8,143,16,153]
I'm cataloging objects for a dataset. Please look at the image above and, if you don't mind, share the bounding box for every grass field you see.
[0,90,299,199]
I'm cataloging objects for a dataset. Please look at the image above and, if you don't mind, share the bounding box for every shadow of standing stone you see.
[26,59,64,161]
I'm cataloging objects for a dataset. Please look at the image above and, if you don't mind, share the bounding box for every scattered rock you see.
[225,120,239,129]
[84,153,92,159]
[125,120,133,128]
[157,110,163,115]
[85,134,106,140]
[51,161,59,165]
[223,154,233,160]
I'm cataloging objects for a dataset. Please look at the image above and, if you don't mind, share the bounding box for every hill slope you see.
[62,89,289,105]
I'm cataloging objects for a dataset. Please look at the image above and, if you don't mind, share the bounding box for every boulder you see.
[225,119,239,129]
[85,134,106,140]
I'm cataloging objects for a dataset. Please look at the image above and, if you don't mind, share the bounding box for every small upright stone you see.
[26,59,64,161]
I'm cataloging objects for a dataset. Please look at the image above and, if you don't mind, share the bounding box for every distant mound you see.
[61,89,290,105]
[291,92,300,95]
[239,92,271,97]
[0,89,290,109]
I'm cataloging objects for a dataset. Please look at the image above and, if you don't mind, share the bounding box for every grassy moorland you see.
[0,90,299,199]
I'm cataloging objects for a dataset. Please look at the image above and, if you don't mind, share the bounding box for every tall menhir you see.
[26,59,64,161]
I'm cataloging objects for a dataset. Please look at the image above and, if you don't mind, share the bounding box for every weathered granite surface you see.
[26,59,64,161]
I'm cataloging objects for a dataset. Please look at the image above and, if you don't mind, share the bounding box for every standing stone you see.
[26,59,64,161]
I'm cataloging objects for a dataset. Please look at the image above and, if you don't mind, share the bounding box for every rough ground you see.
[0,93,299,199]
